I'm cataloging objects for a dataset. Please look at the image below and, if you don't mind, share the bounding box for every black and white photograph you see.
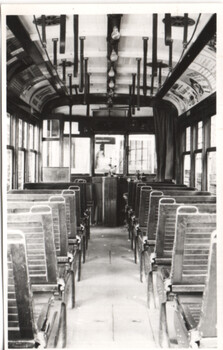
[1,3,223,350]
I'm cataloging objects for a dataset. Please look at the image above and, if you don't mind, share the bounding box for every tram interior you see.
[4,10,218,349]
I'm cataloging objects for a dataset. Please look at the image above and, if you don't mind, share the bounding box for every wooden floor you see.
[66,226,161,349]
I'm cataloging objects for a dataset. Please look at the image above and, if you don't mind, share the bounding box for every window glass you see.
[7,114,11,145]
[128,134,156,174]
[71,138,90,173]
[186,127,191,151]
[211,115,216,147]
[34,125,39,150]
[95,135,124,174]
[64,121,80,135]
[43,120,60,138]
[63,137,70,167]
[7,149,13,191]
[195,152,202,190]
[29,124,34,149]
[183,154,191,186]
[24,122,28,148]
[42,141,60,167]
[29,152,36,182]
[18,150,25,189]
[207,151,216,194]
[18,119,23,147]
[197,121,203,149]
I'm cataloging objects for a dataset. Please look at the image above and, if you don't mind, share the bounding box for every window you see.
[128,134,156,174]
[42,141,60,167]
[43,120,60,138]
[7,149,13,191]
[211,115,216,147]
[29,152,36,182]
[183,154,191,187]
[64,121,80,135]
[186,127,191,151]
[71,138,90,174]
[18,119,23,147]
[207,151,216,194]
[18,150,25,189]
[195,152,202,190]
[95,135,124,174]
[7,114,11,145]
[29,124,34,149]
[197,121,203,149]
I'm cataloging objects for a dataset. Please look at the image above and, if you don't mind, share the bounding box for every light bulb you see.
[111,26,121,40]
[108,66,115,78]
[110,49,118,62]
[107,97,113,106]
[108,80,115,89]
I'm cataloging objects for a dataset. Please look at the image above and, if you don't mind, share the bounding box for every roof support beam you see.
[156,14,216,99]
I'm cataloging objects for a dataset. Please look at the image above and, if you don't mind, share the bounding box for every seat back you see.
[7,230,36,344]
[147,190,212,240]
[138,186,152,227]
[8,190,77,237]
[7,197,68,257]
[198,232,217,337]
[7,206,58,285]
[69,186,81,226]
[156,200,216,260]
[134,182,146,217]
[171,207,216,285]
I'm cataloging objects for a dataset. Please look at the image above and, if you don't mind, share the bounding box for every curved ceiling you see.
[6,13,216,117]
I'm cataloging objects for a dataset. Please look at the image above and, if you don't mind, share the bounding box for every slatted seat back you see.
[156,199,216,260]
[134,183,146,217]
[147,190,212,240]
[7,197,68,257]
[7,230,36,344]
[8,190,77,237]
[7,206,58,285]
[74,179,87,216]
[138,186,152,227]
[171,207,216,285]
[197,232,217,337]
[69,186,81,226]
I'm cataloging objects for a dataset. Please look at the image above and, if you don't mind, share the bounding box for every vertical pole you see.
[60,15,66,54]
[79,37,85,92]
[136,58,141,111]
[73,15,79,77]
[62,59,66,82]
[183,13,188,48]
[41,15,46,48]
[52,38,58,67]
[152,14,158,77]
[132,73,136,115]
[68,74,72,96]
[143,37,148,96]
[84,58,88,105]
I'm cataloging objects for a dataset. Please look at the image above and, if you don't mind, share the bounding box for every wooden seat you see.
[173,232,217,348]
[7,198,81,305]
[9,188,89,261]
[148,202,216,309]
[7,190,88,263]
[157,208,216,347]
[7,230,66,348]
[7,206,73,307]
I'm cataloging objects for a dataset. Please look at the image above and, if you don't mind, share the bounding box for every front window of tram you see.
[94,135,124,174]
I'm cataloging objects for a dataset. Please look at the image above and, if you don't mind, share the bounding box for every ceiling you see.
[6,13,216,118]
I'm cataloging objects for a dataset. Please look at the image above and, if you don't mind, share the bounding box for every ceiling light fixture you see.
[110,49,118,62]
[108,79,115,89]
[111,26,121,40]
[108,66,115,78]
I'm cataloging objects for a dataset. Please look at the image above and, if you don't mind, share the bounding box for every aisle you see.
[66,226,158,349]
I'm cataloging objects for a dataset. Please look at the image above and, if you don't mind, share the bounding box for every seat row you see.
[7,183,90,348]
[124,180,217,348]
